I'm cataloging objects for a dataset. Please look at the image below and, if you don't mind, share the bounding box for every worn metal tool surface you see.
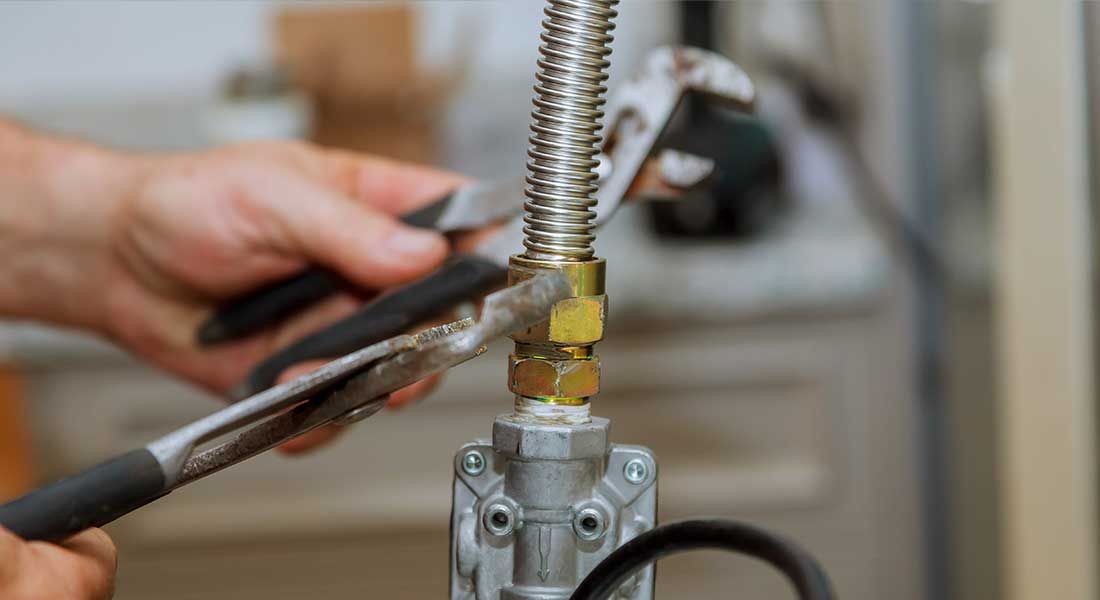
[0,273,571,543]
[222,45,755,399]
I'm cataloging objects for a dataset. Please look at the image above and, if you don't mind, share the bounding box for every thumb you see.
[0,526,117,600]
[258,166,449,290]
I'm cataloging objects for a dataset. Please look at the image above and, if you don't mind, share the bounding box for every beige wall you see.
[993,3,1096,599]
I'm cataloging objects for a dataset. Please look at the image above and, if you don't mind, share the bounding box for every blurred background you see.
[0,1,1094,599]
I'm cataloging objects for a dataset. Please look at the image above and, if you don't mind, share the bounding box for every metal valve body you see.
[450,417,657,599]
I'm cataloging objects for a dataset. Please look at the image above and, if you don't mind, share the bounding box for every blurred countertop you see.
[603,203,888,325]
[0,97,892,368]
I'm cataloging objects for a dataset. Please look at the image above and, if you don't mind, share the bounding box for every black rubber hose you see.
[570,518,835,600]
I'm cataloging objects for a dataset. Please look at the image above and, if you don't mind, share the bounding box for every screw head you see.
[462,450,486,476]
[623,458,648,485]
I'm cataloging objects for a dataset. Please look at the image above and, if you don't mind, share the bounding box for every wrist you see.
[0,121,143,331]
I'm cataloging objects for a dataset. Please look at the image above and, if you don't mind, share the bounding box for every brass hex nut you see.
[508,256,607,347]
[509,356,601,399]
[549,295,608,345]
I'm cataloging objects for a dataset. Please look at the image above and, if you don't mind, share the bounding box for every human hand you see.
[0,526,116,600]
[107,142,458,384]
[0,131,462,451]
[110,143,463,450]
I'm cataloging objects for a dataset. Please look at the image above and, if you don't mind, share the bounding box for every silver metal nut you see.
[493,415,610,461]
[573,506,608,541]
[483,503,516,537]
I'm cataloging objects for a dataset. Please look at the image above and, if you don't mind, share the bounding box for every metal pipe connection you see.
[508,257,606,418]
[522,0,619,262]
[509,0,618,419]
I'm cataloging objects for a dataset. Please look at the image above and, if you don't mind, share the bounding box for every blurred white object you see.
[754,2,828,69]
[200,64,313,144]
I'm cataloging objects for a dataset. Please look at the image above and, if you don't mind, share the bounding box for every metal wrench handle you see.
[0,273,571,542]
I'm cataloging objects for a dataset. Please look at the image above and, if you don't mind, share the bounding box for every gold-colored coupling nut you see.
[508,256,608,347]
[509,355,601,399]
[507,255,608,403]
[549,295,608,346]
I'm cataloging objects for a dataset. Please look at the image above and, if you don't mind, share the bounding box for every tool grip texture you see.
[239,255,507,397]
[197,270,343,345]
[0,449,167,542]
[196,196,455,346]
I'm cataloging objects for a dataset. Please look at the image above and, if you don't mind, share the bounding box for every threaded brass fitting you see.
[508,356,600,400]
[507,256,607,405]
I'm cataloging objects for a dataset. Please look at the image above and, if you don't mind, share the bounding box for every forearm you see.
[0,120,136,331]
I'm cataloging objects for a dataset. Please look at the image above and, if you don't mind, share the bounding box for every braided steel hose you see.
[523,0,620,262]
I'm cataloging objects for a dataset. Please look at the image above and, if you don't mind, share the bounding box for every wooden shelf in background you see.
[0,366,32,501]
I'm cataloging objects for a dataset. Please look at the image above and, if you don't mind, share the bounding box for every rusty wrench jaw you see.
[177,270,574,489]
[0,273,572,543]
[593,46,756,227]
[162,270,571,489]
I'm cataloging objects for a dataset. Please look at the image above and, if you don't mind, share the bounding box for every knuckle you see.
[78,568,116,600]
[90,529,118,569]
[69,530,118,600]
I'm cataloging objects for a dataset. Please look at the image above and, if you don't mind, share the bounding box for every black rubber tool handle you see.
[238,254,507,397]
[197,195,455,346]
[0,449,168,542]
[197,270,344,345]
